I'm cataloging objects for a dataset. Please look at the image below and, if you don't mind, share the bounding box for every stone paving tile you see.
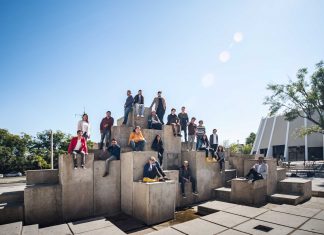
[291,230,323,235]
[68,217,113,234]
[256,211,309,228]
[217,229,249,235]
[128,227,156,235]
[299,219,324,234]
[172,218,227,235]
[79,226,126,235]
[0,221,22,235]
[146,227,185,235]
[233,219,294,235]
[198,201,238,212]
[313,210,324,220]
[299,197,324,210]
[39,224,72,235]
[224,205,268,218]
[201,211,249,228]
[270,204,321,218]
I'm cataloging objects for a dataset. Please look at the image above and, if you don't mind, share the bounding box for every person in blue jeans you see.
[122,90,134,125]
[179,161,198,198]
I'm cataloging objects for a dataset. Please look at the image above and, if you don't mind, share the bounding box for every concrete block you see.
[67,217,114,234]
[117,107,151,128]
[0,203,23,225]
[181,151,223,202]
[39,224,72,235]
[163,153,181,170]
[224,205,268,218]
[277,178,312,200]
[93,160,121,217]
[224,169,236,181]
[201,211,249,228]
[197,201,238,215]
[26,170,59,185]
[299,219,324,234]
[233,219,294,235]
[162,125,181,154]
[214,187,231,202]
[228,154,254,177]
[291,230,322,235]
[256,211,309,228]
[133,181,176,225]
[277,168,286,181]
[268,193,303,205]
[231,178,267,206]
[24,184,62,226]
[172,218,227,235]
[59,154,94,222]
[0,221,22,235]
[163,170,179,182]
[22,225,39,235]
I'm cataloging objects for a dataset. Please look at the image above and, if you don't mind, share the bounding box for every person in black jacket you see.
[179,161,198,198]
[167,108,181,137]
[148,111,162,130]
[143,156,169,182]
[199,134,210,158]
[151,134,164,165]
[122,90,134,125]
[209,129,219,160]
[134,89,145,117]
[103,139,121,177]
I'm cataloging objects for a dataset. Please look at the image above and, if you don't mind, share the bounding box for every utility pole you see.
[51,130,54,169]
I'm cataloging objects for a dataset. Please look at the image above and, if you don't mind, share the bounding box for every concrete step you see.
[22,224,39,235]
[225,180,232,188]
[0,221,23,235]
[277,178,311,195]
[0,191,24,204]
[225,169,236,181]
[0,202,24,225]
[268,193,303,205]
[214,187,231,202]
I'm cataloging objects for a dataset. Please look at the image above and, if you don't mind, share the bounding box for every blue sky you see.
[0,0,323,144]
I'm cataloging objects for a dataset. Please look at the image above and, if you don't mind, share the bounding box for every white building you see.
[251,114,324,161]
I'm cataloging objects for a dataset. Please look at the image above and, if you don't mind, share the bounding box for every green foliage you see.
[229,143,239,153]
[230,143,252,154]
[264,61,324,135]
[242,144,252,154]
[245,132,256,145]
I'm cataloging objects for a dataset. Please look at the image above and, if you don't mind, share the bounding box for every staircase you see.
[214,169,236,202]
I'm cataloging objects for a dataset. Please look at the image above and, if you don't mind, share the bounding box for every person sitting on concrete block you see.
[198,134,211,159]
[151,134,164,165]
[150,91,166,125]
[245,156,268,183]
[102,138,121,177]
[143,156,169,183]
[134,89,145,118]
[122,90,134,125]
[148,110,162,130]
[68,130,88,169]
[216,145,225,172]
[196,120,206,150]
[99,111,114,150]
[167,108,182,137]
[129,126,146,151]
[179,161,199,198]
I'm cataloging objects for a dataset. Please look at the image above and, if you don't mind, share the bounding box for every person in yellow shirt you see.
[129,126,146,151]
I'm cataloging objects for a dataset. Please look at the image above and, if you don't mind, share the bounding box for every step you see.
[22,224,39,235]
[224,169,236,181]
[225,180,232,188]
[214,187,231,202]
[0,185,25,203]
[277,178,311,196]
[268,193,303,205]
[0,221,23,235]
[0,202,24,225]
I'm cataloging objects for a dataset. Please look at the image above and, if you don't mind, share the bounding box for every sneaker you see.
[212,158,217,162]
[82,165,86,169]
[248,180,253,184]
[192,191,199,196]
[174,134,177,137]
[159,178,165,182]
[182,193,187,198]
[102,172,108,177]
[137,115,140,117]
[141,115,144,118]
[163,177,170,181]
[74,167,77,169]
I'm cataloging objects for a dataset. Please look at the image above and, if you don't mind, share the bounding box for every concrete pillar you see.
[304,117,308,161]
[284,121,290,161]
[251,118,264,154]
[266,116,277,158]
[256,117,268,154]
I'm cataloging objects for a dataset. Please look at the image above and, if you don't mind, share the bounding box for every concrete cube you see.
[163,153,181,170]
[133,181,176,225]
[26,169,59,185]
[228,154,254,177]
[277,167,287,181]
[277,178,312,202]
[116,107,151,128]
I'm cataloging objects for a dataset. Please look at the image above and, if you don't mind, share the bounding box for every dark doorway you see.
[288,146,305,161]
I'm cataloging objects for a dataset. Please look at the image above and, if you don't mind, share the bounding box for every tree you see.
[264,61,324,135]
[245,132,256,145]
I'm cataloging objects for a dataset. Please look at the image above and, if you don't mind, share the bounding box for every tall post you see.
[51,130,54,169]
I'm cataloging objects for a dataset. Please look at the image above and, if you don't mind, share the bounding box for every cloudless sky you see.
[0,0,323,144]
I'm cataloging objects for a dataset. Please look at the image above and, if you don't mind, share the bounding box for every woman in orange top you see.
[128,126,146,151]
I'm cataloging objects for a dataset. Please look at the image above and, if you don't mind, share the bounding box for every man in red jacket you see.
[68,130,88,169]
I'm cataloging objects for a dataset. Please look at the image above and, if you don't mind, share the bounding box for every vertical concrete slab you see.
[93,160,121,217]
[59,154,94,222]
[163,125,181,154]
[24,184,62,226]
[228,154,254,177]
[26,169,59,185]
[163,153,181,170]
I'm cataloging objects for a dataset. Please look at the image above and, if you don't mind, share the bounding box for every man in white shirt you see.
[209,129,218,159]
[245,157,268,183]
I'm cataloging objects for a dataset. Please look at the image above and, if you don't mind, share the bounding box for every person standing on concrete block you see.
[188,117,197,151]
[179,161,198,198]
[68,130,88,169]
[77,113,91,141]
[128,126,146,151]
[143,156,169,182]
[122,90,134,125]
[216,145,225,172]
[209,129,218,160]
[148,110,162,130]
[196,120,206,150]
[99,111,114,150]
[178,106,189,142]
[134,89,145,118]
[198,134,210,159]
[167,108,182,137]
[151,134,164,165]
[150,91,166,125]
[245,156,268,183]
[102,138,120,177]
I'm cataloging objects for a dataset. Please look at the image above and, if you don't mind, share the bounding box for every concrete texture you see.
[26,169,59,185]
[277,168,286,182]
[268,193,303,205]
[162,125,181,154]
[39,224,72,235]
[233,219,294,235]
[59,154,94,222]
[133,181,176,225]
[256,211,309,228]
[93,160,121,217]
[291,230,322,235]
[67,217,113,234]
[201,211,249,228]
[181,151,223,202]
[218,229,248,235]
[228,154,255,177]
[271,204,320,218]
[116,107,151,129]
[214,187,231,202]
[231,178,267,206]
[224,205,268,218]
[313,210,324,220]
[24,184,62,226]
[0,221,22,235]
[22,224,39,235]
[277,178,312,203]
[147,227,184,235]
[163,153,181,170]
[197,201,238,215]
[0,202,24,225]
[79,226,126,235]
[0,185,25,203]
[299,219,324,234]
[172,218,227,235]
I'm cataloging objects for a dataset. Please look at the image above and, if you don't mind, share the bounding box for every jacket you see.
[107,144,121,160]
[125,95,134,108]
[188,123,197,135]
[68,137,88,154]
[209,134,218,145]
[167,114,179,125]
[253,162,268,179]
[178,113,189,127]
[128,131,145,144]
[134,94,144,104]
[179,165,192,181]
[100,117,114,133]
[151,139,164,152]
[150,97,166,111]
[200,138,210,148]
[143,162,164,179]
